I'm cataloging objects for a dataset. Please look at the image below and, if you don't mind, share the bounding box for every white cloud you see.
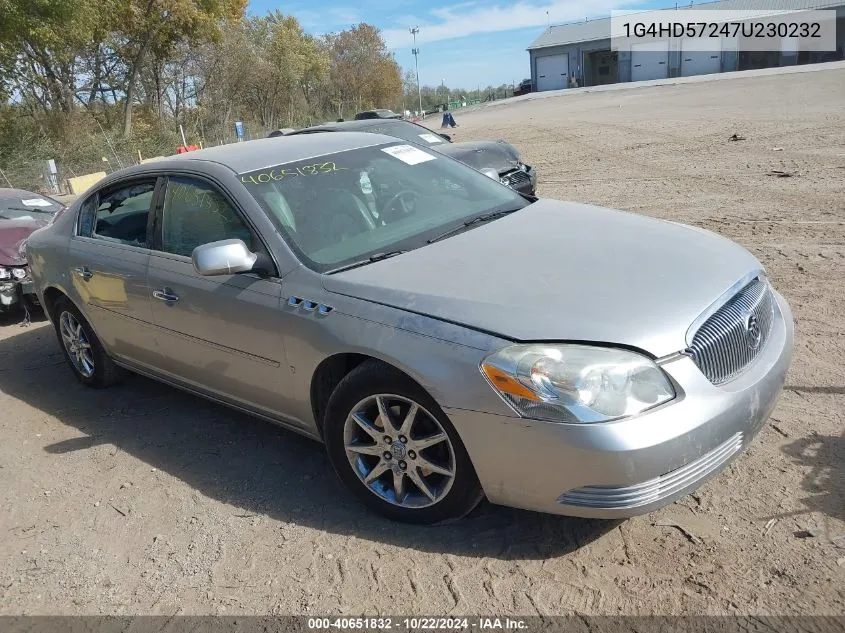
[289,6,362,31]
[383,0,636,48]
[329,7,363,25]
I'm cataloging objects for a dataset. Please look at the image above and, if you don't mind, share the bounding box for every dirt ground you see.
[1,68,843,617]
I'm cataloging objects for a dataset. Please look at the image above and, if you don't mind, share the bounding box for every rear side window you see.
[88,182,156,247]
[77,196,97,236]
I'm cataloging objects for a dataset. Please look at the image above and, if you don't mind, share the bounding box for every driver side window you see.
[161,177,256,258]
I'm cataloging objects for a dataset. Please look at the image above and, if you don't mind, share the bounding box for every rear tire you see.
[52,296,124,388]
[323,360,483,524]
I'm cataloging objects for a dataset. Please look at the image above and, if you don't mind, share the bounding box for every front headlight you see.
[0,267,9,280]
[480,344,675,424]
[11,267,27,280]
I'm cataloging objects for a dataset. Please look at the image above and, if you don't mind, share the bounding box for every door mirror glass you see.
[192,239,257,276]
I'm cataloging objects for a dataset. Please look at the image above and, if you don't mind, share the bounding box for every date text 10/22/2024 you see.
[306,617,529,631]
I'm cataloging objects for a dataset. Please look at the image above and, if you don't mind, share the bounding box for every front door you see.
[67,179,160,367]
[146,175,290,419]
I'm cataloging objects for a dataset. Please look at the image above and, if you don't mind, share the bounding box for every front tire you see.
[52,297,123,388]
[323,360,483,524]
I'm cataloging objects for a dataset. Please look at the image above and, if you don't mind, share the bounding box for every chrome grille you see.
[500,169,531,191]
[688,276,775,385]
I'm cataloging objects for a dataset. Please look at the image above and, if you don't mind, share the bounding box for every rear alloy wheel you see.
[324,361,483,524]
[52,297,124,388]
[59,311,95,378]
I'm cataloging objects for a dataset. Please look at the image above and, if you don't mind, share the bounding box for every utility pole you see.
[410,26,422,116]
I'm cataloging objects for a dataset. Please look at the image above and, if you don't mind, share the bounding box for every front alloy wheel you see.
[324,360,483,524]
[344,394,456,508]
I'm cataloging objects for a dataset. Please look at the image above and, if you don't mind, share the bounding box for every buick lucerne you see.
[26,133,793,524]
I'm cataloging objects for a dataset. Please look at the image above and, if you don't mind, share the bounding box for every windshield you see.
[240,142,529,272]
[0,193,63,221]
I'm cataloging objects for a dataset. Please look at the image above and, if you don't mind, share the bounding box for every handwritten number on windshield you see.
[241,162,347,185]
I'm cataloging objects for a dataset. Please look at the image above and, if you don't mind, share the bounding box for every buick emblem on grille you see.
[743,312,762,350]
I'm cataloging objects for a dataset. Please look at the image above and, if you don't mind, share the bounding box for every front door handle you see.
[72,266,93,281]
[152,289,179,302]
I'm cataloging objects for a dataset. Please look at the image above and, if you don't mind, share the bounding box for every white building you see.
[527,0,845,90]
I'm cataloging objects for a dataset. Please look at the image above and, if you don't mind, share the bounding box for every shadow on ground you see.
[0,321,617,559]
[780,428,844,523]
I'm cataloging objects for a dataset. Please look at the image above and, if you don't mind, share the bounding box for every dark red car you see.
[0,188,66,312]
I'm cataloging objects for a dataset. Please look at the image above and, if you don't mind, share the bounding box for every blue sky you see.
[248,0,670,88]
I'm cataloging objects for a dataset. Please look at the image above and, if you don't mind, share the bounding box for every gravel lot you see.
[1,67,843,616]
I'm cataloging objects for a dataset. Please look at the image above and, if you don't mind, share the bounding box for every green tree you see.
[0,0,107,115]
[326,23,401,118]
[113,0,246,137]
[267,12,328,127]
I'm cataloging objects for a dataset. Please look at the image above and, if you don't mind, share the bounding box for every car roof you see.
[168,132,392,173]
[293,119,418,134]
[92,132,401,190]
[0,187,54,201]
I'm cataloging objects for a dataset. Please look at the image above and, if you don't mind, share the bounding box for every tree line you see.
[0,0,512,192]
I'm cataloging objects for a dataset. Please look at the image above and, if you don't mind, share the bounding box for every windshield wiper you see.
[325,250,407,274]
[426,208,521,245]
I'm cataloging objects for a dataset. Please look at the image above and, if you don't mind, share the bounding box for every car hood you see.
[0,219,44,265]
[436,140,522,173]
[322,200,763,357]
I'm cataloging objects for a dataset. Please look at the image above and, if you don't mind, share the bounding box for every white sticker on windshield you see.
[21,198,52,207]
[381,144,437,165]
[418,133,444,144]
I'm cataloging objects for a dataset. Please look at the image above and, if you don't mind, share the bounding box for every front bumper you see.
[0,278,37,311]
[446,291,793,518]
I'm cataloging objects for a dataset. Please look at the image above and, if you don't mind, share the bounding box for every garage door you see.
[536,54,569,91]
[631,41,669,82]
[681,39,721,77]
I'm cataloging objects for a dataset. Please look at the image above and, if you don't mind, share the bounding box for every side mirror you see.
[439,133,452,142]
[192,239,258,276]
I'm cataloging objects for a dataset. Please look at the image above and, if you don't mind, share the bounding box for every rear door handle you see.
[72,266,93,281]
[152,289,179,302]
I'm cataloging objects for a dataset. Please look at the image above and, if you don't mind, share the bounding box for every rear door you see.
[146,174,290,418]
[68,178,161,366]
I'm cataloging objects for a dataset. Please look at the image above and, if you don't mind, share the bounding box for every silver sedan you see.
[26,133,793,524]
